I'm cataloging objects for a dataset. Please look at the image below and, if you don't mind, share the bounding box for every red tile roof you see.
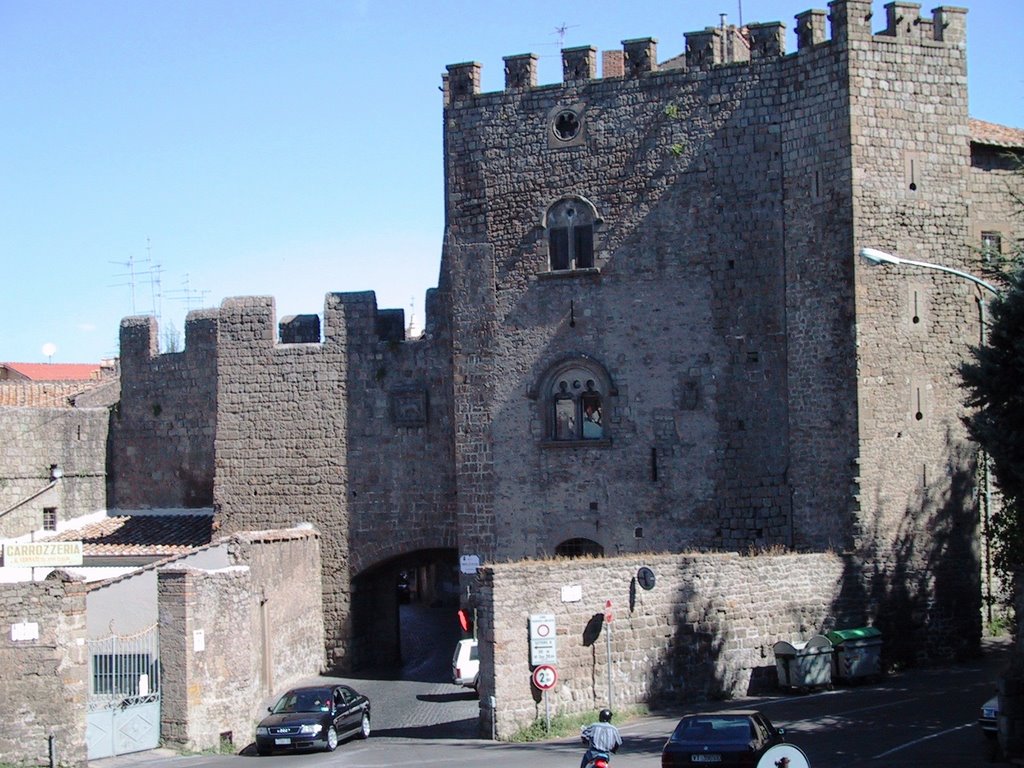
[2,362,105,382]
[970,118,1024,149]
[45,514,214,558]
[0,382,88,407]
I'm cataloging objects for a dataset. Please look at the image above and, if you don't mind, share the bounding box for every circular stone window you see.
[552,109,581,142]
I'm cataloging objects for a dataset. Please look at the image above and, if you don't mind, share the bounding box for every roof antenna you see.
[553,22,579,48]
[738,0,744,27]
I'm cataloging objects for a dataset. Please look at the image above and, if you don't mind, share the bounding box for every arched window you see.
[536,356,615,443]
[555,538,604,558]
[544,197,600,271]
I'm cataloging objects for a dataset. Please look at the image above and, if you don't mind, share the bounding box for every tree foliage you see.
[960,264,1024,586]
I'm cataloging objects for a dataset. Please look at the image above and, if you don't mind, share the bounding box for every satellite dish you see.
[41,342,57,361]
[756,744,811,768]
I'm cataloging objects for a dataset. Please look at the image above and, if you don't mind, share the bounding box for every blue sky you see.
[2,0,1021,363]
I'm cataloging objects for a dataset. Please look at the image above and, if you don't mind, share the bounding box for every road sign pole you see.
[606,619,613,710]
[604,599,614,711]
[544,689,550,732]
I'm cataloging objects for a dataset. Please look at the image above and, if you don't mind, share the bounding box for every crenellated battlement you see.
[443,1,968,105]
[119,308,219,361]
[119,290,428,363]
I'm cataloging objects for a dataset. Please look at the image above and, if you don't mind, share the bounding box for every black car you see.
[255,684,370,756]
[661,711,785,768]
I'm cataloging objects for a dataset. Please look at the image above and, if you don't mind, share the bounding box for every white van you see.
[451,638,479,690]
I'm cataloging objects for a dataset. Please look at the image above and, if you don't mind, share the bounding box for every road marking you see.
[871,720,975,758]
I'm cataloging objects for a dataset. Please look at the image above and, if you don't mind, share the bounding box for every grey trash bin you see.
[772,634,833,690]
[827,627,883,682]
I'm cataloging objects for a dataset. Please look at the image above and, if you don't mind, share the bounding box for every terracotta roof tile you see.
[2,362,106,382]
[44,514,214,557]
[0,382,87,407]
[970,118,1024,149]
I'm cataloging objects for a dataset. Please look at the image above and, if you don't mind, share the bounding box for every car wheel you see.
[325,726,339,752]
[256,746,271,757]
[359,711,371,739]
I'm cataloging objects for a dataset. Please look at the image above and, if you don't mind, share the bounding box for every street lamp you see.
[859,247,1001,297]
[859,245,1001,622]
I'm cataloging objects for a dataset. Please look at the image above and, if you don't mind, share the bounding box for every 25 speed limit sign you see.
[531,664,558,690]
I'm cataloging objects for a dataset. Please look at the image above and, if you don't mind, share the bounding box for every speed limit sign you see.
[531,664,558,690]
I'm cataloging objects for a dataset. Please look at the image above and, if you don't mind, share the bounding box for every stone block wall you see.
[476,552,851,738]
[110,311,218,509]
[0,573,88,767]
[848,4,983,660]
[0,406,109,539]
[213,291,456,670]
[441,8,873,565]
[158,528,324,752]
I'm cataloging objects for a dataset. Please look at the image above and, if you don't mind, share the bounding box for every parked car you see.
[452,637,479,689]
[980,694,1000,762]
[661,711,786,768]
[254,684,370,756]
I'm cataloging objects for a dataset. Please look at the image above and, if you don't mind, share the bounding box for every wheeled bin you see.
[827,627,883,682]
[772,634,833,690]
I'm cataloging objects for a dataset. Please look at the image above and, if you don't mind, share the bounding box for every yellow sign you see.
[3,541,83,567]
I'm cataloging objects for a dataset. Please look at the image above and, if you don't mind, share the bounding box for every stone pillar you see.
[504,53,537,91]
[562,45,597,83]
[796,9,828,49]
[622,37,657,77]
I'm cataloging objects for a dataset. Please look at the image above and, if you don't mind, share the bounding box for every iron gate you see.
[86,624,161,760]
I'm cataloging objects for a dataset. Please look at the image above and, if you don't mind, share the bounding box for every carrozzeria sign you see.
[3,541,83,567]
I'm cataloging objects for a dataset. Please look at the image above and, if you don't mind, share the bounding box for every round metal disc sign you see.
[531,664,558,690]
[637,566,656,590]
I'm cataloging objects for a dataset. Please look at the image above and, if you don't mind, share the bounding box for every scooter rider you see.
[580,709,622,768]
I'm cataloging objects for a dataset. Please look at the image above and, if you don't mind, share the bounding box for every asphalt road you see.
[91,607,1012,768]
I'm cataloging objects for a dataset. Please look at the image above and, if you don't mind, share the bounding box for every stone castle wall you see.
[0,406,109,539]
[110,311,219,510]
[211,290,455,670]
[158,528,324,753]
[440,6,884,565]
[0,573,88,767]
[476,552,853,738]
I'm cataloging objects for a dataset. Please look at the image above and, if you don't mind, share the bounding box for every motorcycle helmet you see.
[599,709,613,723]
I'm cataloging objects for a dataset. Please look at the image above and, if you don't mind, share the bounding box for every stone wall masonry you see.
[157,529,324,754]
[213,290,457,671]
[848,5,982,662]
[0,406,109,540]
[111,311,218,509]
[158,566,259,752]
[442,20,865,563]
[0,573,88,767]
[476,552,850,738]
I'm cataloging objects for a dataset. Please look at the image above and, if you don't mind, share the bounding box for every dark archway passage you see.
[348,548,461,675]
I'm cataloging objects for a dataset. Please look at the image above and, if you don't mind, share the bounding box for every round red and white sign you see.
[531,664,558,690]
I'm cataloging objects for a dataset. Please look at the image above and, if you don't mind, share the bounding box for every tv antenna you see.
[166,273,209,314]
[553,22,579,48]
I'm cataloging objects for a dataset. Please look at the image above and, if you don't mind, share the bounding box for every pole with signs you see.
[604,599,614,710]
[532,664,558,731]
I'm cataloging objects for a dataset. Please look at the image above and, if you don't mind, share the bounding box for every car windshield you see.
[272,690,331,714]
[672,717,754,743]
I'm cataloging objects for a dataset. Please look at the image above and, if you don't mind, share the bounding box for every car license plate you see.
[275,738,292,745]
[691,756,721,763]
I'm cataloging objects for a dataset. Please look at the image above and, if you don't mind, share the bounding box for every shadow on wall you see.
[840,427,981,668]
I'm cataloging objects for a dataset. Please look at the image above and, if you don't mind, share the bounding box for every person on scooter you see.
[580,709,622,768]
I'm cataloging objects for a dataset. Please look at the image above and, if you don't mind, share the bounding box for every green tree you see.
[960,263,1024,591]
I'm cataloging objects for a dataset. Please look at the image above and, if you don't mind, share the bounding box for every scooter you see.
[580,728,612,768]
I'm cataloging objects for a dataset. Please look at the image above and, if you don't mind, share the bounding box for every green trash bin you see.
[827,627,882,682]
[772,634,833,690]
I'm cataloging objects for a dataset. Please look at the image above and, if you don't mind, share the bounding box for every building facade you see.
[103,1,1021,674]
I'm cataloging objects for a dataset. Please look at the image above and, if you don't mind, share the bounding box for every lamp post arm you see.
[858,247,1001,297]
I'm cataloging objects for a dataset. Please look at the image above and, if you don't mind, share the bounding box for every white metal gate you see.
[86,624,161,760]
